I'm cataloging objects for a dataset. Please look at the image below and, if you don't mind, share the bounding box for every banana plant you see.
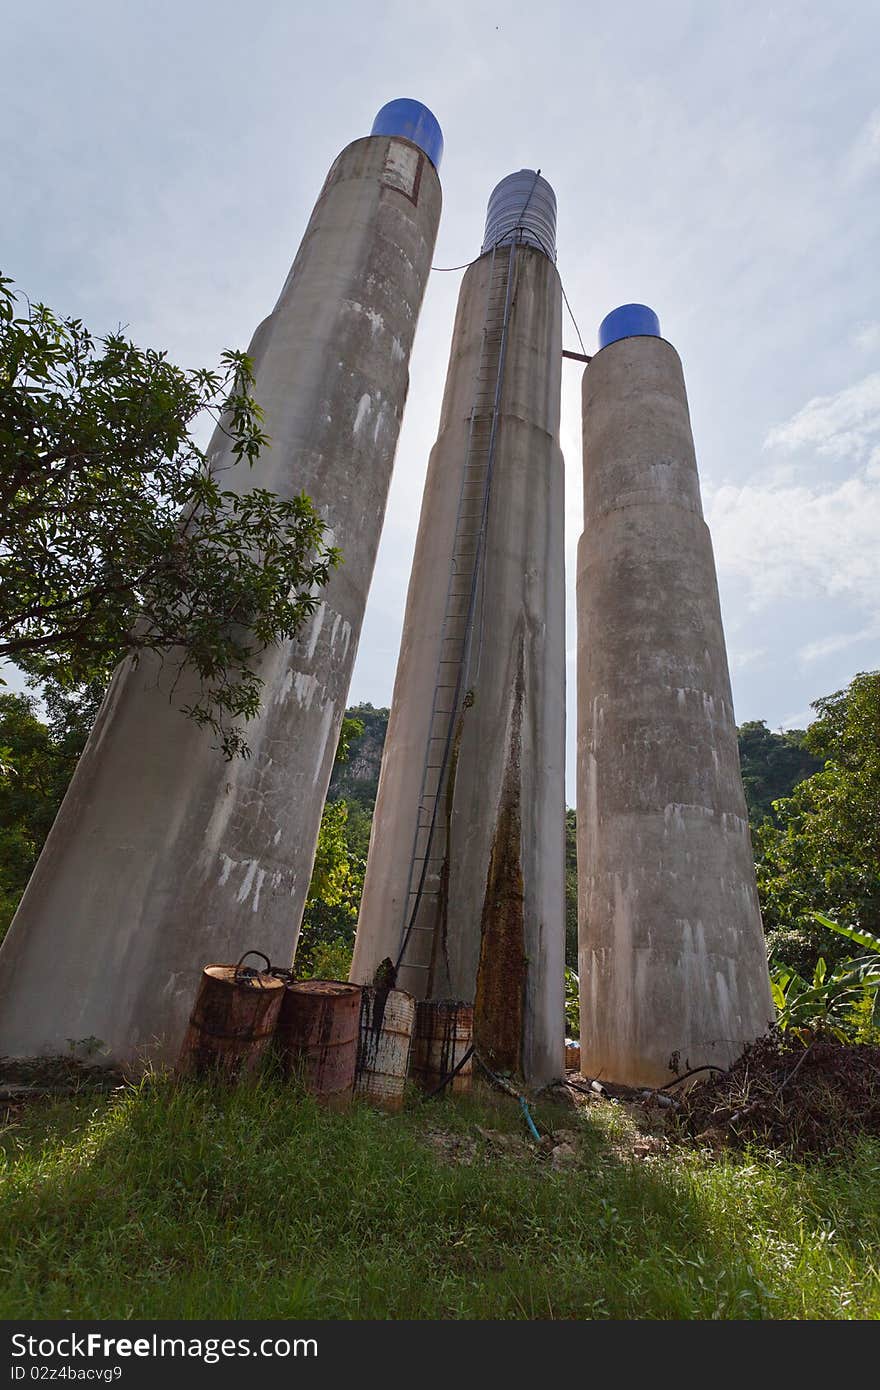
[812,912,880,954]
[770,913,880,1039]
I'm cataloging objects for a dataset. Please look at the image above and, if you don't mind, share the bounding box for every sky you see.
[2,0,879,800]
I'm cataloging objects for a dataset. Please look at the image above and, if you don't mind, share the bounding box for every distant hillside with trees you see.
[737,721,823,825]
[327,703,389,807]
[4,678,878,993]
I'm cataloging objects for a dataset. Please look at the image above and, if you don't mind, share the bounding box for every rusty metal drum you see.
[277,980,361,1106]
[354,985,415,1111]
[565,1040,581,1073]
[411,1000,474,1094]
[177,953,284,1078]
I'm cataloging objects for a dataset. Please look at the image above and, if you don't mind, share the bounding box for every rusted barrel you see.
[411,1000,474,1094]
[354,985,415,1111]
[177,952,284,1078]
[565,1040,581,1073]
[277,980,361,1106]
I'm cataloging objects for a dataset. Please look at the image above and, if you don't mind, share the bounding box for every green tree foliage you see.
[0,692,86,938]
[755,671,880,974]
[0,274,338,758]
[296,801,368,980]
[295,715,377,979]
[335,714,365,766]
[564,966,580,1038]
[770,913,880,1041]
[737,721,822,825]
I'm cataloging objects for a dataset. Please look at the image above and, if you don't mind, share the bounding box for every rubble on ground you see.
[673,1032,880,1158]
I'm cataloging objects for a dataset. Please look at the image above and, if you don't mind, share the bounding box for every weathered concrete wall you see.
[0,132,441,1066]
[576,334,774,1087]
[351,244,566,1085]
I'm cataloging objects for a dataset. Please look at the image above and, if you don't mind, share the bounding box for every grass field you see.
[1,1075,878,1319]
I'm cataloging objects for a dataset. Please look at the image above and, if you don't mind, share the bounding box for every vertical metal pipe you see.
[0,105,442,1066]
[577,315,774,1087]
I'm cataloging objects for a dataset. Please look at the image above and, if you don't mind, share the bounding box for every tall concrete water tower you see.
[351,172,566,1085]
[0,100,443,1065]
[576,305,774,1087]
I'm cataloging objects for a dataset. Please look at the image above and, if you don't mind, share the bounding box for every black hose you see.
[419,1045,475,1101]
[658,1066,727,1091]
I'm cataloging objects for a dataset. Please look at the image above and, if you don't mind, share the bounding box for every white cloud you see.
[728,646,767,670]
[799,625,880,664]
[844,105,880,183]
[853,321,880,352]
[707,371,880,618]
[706,474,880,610]
[779,709,814,732]
[763,372,880,462]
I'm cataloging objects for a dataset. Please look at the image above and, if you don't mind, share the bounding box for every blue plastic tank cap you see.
[371,100,443,171]
[598,304,661,349]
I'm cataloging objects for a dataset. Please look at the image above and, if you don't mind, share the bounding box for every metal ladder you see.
[395,242,518,981]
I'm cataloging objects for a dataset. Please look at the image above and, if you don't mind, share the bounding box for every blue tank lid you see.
[598,304,661,348]
[371,99,443,171]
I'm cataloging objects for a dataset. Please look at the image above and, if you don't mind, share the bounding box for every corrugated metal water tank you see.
[481,170,557,260]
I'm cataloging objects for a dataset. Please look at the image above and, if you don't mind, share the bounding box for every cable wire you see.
[561,280,588,358]
[431,257,481,272]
